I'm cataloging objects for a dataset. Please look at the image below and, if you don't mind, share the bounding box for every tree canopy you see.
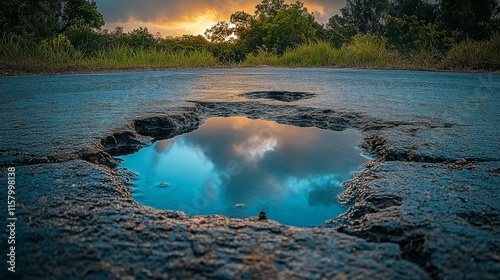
[0,0,103,38]
[1,0,499,67]
[204,0,317,54]
[438,0,498,40]
[263,2,316,53]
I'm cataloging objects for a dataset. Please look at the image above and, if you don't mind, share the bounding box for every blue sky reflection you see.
[118,116,368,226]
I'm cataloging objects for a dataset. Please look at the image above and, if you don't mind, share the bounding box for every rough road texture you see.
[3,161,426,279]
[0,69,499,279]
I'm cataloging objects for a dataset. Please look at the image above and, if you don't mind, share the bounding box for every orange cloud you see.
[96,0,345,37]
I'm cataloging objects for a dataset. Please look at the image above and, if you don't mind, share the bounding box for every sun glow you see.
[99,1,340,37]
[104,10,220,37]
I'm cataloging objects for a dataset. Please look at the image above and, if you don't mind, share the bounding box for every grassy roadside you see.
[1,34,499,76]
[0,35,217,75]
[240,34,500,71]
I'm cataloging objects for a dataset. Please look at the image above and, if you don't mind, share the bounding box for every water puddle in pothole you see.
[118,116,369,227]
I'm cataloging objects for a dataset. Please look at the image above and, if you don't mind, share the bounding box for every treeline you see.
[205,0,500,69]
[1,0,499,71]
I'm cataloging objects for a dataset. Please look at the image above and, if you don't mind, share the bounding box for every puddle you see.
[118,116,369,227]
[240,91,315,102]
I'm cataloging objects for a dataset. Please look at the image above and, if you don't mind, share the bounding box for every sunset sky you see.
[95,0,346,37]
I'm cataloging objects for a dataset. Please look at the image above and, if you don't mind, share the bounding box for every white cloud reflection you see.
[233,134,278,163]
[119,116,367,226]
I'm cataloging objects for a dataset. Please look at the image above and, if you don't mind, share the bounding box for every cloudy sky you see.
[95,0,346,37]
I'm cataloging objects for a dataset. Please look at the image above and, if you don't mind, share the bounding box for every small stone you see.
[258,211,267,220]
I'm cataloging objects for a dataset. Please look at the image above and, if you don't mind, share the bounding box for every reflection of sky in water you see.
[118,116,368,227]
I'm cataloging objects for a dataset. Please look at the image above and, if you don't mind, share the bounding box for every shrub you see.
[442,34,500,70]
[338,34,395,67]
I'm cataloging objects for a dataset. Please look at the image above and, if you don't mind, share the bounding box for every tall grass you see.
[87,44,217,68]
[239,35,396,68]
[0,35,84,67]
[0,35,217,70]
[280,41,339,66]
[2,33,499,72]
[392,48,442,70]
[337,35,394,67]
[239,48,281,66]
[442,34,500,70]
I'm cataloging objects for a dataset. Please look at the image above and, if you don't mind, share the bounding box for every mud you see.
[1,69,499,279]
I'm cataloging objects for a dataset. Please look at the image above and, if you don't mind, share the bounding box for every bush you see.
[239,48,280,66]
[338,34,395,67]
[442,34,500,70]
[87,44,216,68]
[385,15,437,55]
[0,34,83,67]
[280,41,340,66]
[239,36,395,68]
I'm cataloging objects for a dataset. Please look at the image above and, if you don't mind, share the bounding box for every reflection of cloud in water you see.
[233,134,277,163]
[119,116,368,226]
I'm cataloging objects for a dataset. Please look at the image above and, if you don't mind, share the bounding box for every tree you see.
[254,0,286,19]
[385,15,437,54]
[389,0,438,22]
[125,27,158,49]
[0,0,104,38]
[438,0,498,40]
[204,0,321,55]
[340,0,390,35]
[204,21,232,43]
[324,15,359,48]
[263,2,317,53]
[230,11,254,39]
[230,11,266,54]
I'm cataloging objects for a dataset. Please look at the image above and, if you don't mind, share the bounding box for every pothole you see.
[239,91,315,102]
[117,116,369,227]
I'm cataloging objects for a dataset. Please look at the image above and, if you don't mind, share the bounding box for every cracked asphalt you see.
[0,68,499,279]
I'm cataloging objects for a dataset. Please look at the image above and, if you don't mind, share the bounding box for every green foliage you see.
[322,15,359,48]
[240,35,395,68]
[124,27,158,49]
[338,34,394,67]
[206,0,317,55]
[239,48,281,66]
[401,48,441,70]
[210,42,246,64]
[65,26,105,56]
[442,34,500,70]
[386,15,437,55]
[254,0,286,19]
[262,2,317,54]
[169,35,211,52]
[0,34,83,67]
[279,41,340,66]
[2,0,500,71]
[204,21,232,43]
[389,0,438,22]
[0,33,216,70]
[87,45,216,68]
[0,0,104,38]
[438,0,498,40]
[341,0,390,35]
[230,11,254,38]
